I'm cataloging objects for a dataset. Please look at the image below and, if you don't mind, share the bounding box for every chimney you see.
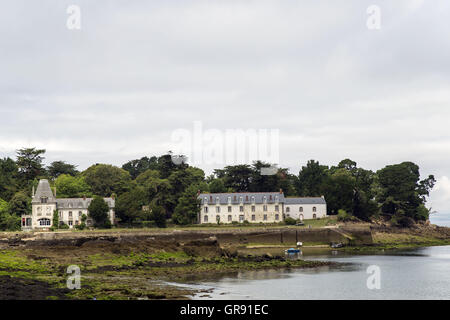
[54,187,56,197]
[279,188,283,194]
[111,194,115,200]
[197,190,201,196]
[83,195,86,200]
[32,185,35,198]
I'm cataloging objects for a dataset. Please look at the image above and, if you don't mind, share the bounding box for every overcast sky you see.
[1,0,449,214]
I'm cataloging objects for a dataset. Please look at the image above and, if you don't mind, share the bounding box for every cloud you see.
[429,176,450,214]
[0,1,449,210]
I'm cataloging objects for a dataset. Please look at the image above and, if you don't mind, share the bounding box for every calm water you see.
[430,212,450,227]
[186,246,450,300]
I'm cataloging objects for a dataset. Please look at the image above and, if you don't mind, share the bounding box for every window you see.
[239,196,243,203]
[263,205,267,212]
[269,195,272,200]
[216,206,220,213]
[216,215,220,223]
[37,207,42,216]
[299,214,304,221]
[275,205,279,212]
[245,195,248,201]
[239,215,244,222]
[228,215,232,222]
[228,206,232,213]
[204,215,208,222]
[263,214,267,221]
[251,206,255,212]
[216,197,219,203]
[275,214,279,220]
[79,211,82,217]
[204,207,208,213]
[299,207,303,212]
[227,196,231,203]
[69,203,73,208]
[239,206,244,212]
[69,220,73,226]
[313,214,317,219]
[251,214,255,221]
[286,207,290,213]
[40,197,47,204]
[59,211,63,219]
[313,207,317,212]
[38,218,51,226]
[251,196,255,203]
[69,211,72,217]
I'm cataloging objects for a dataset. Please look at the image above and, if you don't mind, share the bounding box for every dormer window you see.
[216,197,220,204]
[251,196,255,203]
[239,196,243,203]
[227,196,231,203]
[40,197,47,204]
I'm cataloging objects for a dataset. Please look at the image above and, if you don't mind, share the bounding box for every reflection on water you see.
[188,245,450,300]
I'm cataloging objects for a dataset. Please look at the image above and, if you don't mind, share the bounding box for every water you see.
[186,246,450,300]
[430,212,450,227]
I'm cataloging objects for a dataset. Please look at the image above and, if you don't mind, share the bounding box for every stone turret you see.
[31,179,57,204]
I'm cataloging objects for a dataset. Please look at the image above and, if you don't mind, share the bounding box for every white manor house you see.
[198,191,327,224]
[21,179,115,230]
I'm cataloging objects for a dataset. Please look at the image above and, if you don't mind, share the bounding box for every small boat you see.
[285,248,301,254]
[330,242,344,248]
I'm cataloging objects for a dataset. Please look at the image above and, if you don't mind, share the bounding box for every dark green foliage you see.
[83,164,132,197]
[115,187,147,224]
[122,156,158,180]
[284,217,297,225]
[0,158,19,201]
[297,160,329,197]
[9,192,31,216]
[16,148,46,182]
[88,196,110,227]
[47,161,78,179]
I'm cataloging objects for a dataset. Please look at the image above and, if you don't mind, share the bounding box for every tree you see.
[0,199,18,231]
[122,156,158,180]
[0,157,19,201]
[55,174,92,198]
[115,187,147,224]
[52,210,59,229]
[149,203,167,228]
[88,196,110,227]
[83,164,132,197]
[297,160,328,197]
[16,147,46,182]
[172,185,202,225]
[377,162,435,222]
[8,191,31,216]
[47,161,78,179]
[322,169,356,215]
[214,164,253,191]
[208,178,226,193]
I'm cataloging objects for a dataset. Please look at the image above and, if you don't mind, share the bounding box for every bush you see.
[59,223,69,229]
[75,223,86,230]
[284,217,297,225]
[392,215,415,228]
[337,209,354,222]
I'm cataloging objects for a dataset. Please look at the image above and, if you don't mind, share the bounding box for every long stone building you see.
[21,179,115,230]
[198,191,326,224]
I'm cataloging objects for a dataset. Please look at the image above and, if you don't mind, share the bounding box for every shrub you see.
[337,209,353,222]
[284,217,297,225]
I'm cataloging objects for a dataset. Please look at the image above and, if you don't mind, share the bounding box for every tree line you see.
[0,147,436,230]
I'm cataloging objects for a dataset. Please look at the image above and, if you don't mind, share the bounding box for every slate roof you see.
[284,197,326,205]
[198,192,284,205]
[198,193,326,205]
[32,179,56,203]
[56,198,115,209]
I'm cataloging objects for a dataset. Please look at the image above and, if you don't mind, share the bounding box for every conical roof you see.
[32,179,56,203]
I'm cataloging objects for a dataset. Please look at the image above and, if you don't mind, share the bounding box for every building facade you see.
[197,192,327,224]
[21,179,115,230]
[284,197,327,220]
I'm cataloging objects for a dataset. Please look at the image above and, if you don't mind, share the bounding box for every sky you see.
[0,0,449,214]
